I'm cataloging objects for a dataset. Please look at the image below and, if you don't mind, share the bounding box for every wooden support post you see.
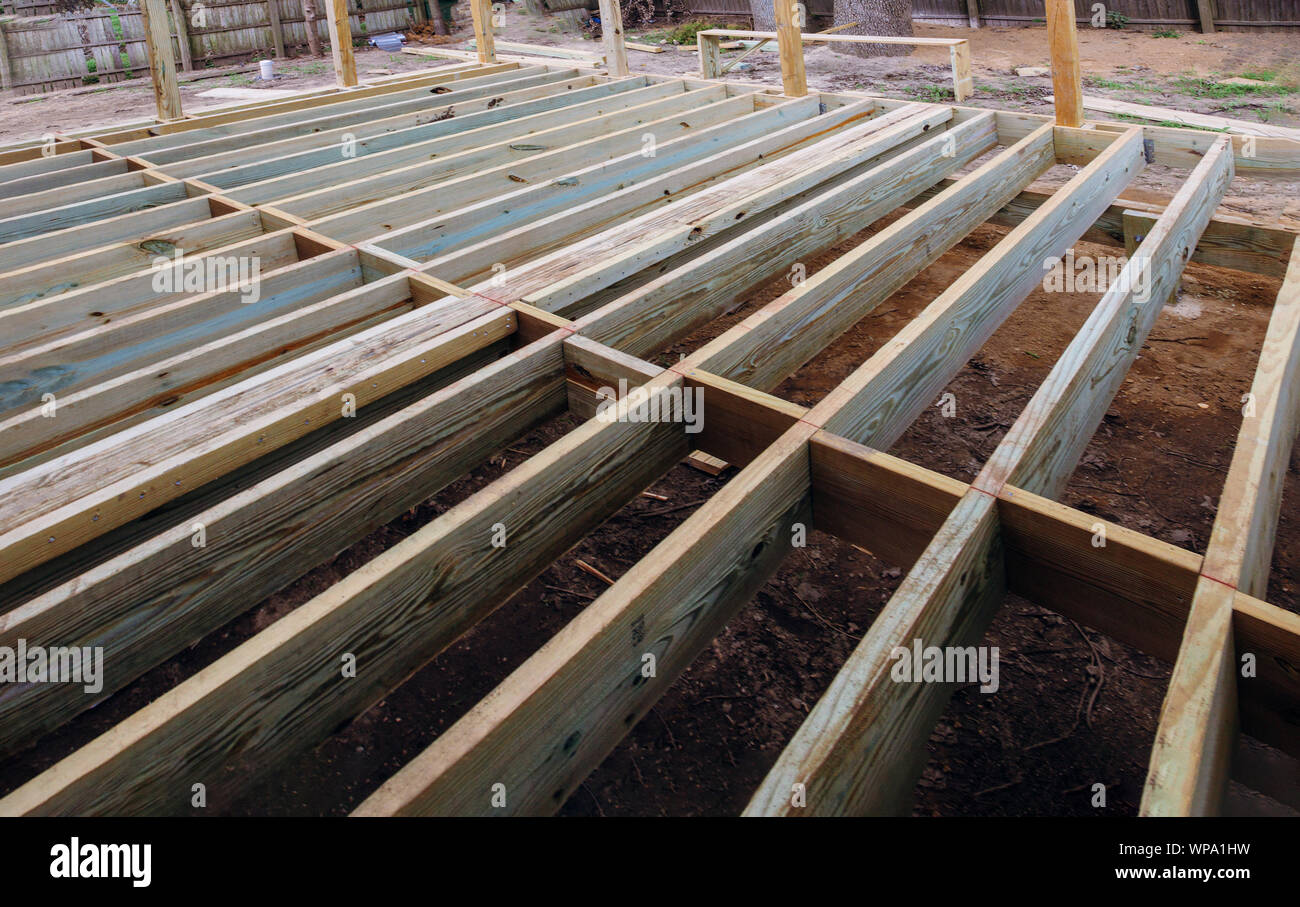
[267,0,287,59]
[170,0,193,71]
[0,20,11,93]
[966,0,981,28]
[1197,0,1216,34]
[324,0,357,87]
[773,0,806,98]
[139,0,184,121]
[1046,0,1082,127]
[597,0,628,77]
[949,40,972,102]
[470,0,496,64]
[697,32,722,80]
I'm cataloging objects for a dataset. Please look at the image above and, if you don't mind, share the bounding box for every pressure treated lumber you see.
[772,0,806,98]
[139,0,184,121]
[1,59,1299,820]
[469,0,496,64]
[746,136,1232,816]
[597,0,629,77]
[814,127,1147,445]
[1143,235,1300,815]
[1045,0,1081,127]
[0,294,514,584]
[0,333,564,756]
[324,0,358,87]
[697,29,972,102]
[1,377,691,815]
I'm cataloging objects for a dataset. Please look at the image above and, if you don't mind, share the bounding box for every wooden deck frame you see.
[0,58,1298,818]
[696,28,974,103]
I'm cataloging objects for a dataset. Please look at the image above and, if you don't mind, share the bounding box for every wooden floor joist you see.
[0,57,1298,818]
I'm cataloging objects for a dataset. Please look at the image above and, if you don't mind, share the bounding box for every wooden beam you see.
[324,0,357,87]
[747,136,1231,815]
[578,116,1002,360]
[773,0,807,98]
[139,0,184,121]
[0,330,564,756]
[1045,0,1082,127]
[813,128,1147,445]
[1142,577,1239,815]
[1200,237,1300,597]
[0,376,691,815]
[688,122,1054,389]
[171,0,194,72]
[354,415,816,815]
[469,0,496,64]
[597,0,629,77]
[0,297,514,584]
[1143,235,1300,815]
[1198,0,1216,34]
[267,0,287,60]
[719,20,858,77]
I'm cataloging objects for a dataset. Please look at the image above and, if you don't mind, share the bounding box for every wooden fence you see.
[0,0,416,94]
[914,1,1299,29]
[685,0,1299,31]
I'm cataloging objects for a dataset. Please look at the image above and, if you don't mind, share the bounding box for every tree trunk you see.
[749,0,776,30]
[834,0,913,58]
[303,0,324,57]
[430,0,448,35]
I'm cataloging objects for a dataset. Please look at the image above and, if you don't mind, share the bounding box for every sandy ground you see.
[0,46,448,146]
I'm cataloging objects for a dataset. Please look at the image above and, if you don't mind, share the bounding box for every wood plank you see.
[324,0,357,87]
[1046,0,1081,127]
[1066,94,1300,140]
[687,121,1052,389]
[354,419,815,815]
[575,110,992,359]
[0,333,568,756]
[0,376,690,815]
[811,127,1147,444]
[403,96,873,274]
[1142,234,1300,815]
[229,83,720,207]
[0,294,513,584]
[597,0,629,78]
[509,104,949,314]
[140,0,183,120]
[1142,576,1239,815]
[773,0,806,98]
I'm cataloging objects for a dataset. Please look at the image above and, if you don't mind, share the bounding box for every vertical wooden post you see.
[1046,0,1082,127]
[170,0,193,71]
[597,0,628,77]
[470,0,496,64]
[0,20,12,93]
[139,0,183,121]
[950,40,972,101]
[324,0,357,87]
[965,0,980,29]
[773,0,806,98]
[697,32,721,80]
[267,0,287,59]
[1197,0,1215,34]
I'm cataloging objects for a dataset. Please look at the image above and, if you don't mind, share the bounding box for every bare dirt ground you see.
[0,46,445,145]
[0,12,1296,817]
